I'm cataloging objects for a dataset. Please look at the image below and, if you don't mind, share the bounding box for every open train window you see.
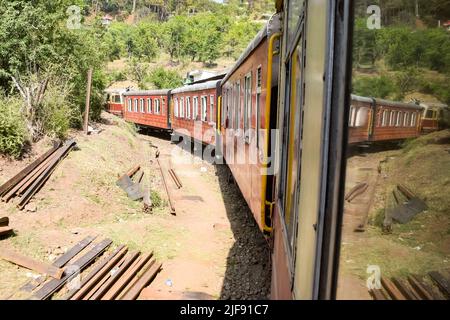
[174,98,179,117]
[235,81,241,131]
[127,98,132,112]
[180,97,185,118]
[193,96,199,120]
[201,96,207,122]
[256,66,262,149]
[244,73,252,143]
[186,97,191,119]
[140,99,144,113]
[155,99,161,114]
[210,95,215,123]
[147,98,151,113]
[337,0,450,301]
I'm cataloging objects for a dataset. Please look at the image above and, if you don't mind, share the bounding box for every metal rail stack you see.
[370,271,450,300]
[11,237,162,300]
[0,140,77,210]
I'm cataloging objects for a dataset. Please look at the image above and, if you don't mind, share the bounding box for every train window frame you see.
[382,109,388,127]
[201,96,207,122]
[134,99,138,112]
[193,96,199,120]
[209,95,215,124]
[113,94,121,104]
[278,19,306,279]
[156,99,161,114]
[140,98,144,113]
[180,97,185,118]
[174,98,179,118]
[186,97,191,119]
[147,98,152,113]
[127,98,132,112]
[235,81,241,132]
[244,72,252,143]
[256,65,262,149]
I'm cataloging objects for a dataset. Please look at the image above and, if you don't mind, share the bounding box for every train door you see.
[272,0,354,299]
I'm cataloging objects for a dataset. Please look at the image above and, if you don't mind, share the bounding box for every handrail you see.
[261,32,281,233]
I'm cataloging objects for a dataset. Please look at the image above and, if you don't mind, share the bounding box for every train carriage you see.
[348,95,423,144]
[219,14,281,232]
[123,90,171,130]
[105,88,127,116]
[170,80,220,146]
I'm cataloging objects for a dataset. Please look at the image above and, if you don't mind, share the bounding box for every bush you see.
[352,75,397,99]
[40,82,76,140]
[148,67,183,89]
[0,95,29,158]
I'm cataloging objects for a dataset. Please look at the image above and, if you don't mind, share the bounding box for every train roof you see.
[171,80,220,94]
[221,13,281,85]
[351,94,373,103]
[351,94,423,110]
[123,89,170,96]
[376,98,423,110]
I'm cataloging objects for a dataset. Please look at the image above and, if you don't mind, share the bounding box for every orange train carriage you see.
[170,80,221,146]
[122,90,171,130]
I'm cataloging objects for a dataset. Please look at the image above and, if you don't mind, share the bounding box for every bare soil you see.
[0,112,271,300]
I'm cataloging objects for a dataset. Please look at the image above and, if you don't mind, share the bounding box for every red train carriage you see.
[219,15,281,232]
[348,95,423,144]
[123,90,171,130]
[105,88,127,116]
[170,80,220,146]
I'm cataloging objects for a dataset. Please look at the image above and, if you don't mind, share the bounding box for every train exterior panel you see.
[220,16,280,232]
[123,90,171,130]
[171,81,220,146]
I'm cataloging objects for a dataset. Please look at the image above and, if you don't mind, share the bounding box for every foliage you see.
[352,75,396,99]
[223,18,263,60]
[0,95,28,158]
[40,81,76,140]
[148,66,183,89]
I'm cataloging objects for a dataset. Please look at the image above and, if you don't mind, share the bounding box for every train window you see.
[140,99,144,113]
[193,97,199,120]
[381,110,388,127]
[174,98,179,117]
[279,30,304,265]
[209,95,215,123]
[127,98,132,112]
[134,99,138,112]
[244,73,252,142]
[411,112,417,126]
[235,81,241,131]
[180,97,185,118]
[201,96,207,121]
[403,112,409,126]
[286,0,304,49]
[113,95,121,103]
[162,99,165,115]
[338,1,450,301]
[147,98,152,113]
[155,99,160,114]
[256,66,262,149]
[186,97,191,119]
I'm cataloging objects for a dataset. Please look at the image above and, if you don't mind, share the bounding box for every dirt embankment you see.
[0,112,271,300]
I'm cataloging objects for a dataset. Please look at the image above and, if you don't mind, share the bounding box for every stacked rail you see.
[0,140,76,210]
[8,237,162,300]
